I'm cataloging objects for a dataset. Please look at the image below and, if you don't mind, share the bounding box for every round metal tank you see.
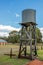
[22,9,36,23]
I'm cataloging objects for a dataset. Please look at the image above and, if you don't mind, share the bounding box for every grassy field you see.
[0,44,43,65]
[0,55,29,65]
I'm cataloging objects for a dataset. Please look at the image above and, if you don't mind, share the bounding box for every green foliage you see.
[7,30,20,43]
[36,27,42,43]
[0,37,8,42]
[0,27,42,43]
[9,30,17,35]
[7,35,20,43]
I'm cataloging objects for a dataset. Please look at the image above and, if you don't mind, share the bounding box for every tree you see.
[36,27,42,43]
[0,36,8,42]
[7,30,20,43]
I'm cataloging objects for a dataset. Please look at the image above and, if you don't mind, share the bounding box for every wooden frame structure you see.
[18,22,37,60]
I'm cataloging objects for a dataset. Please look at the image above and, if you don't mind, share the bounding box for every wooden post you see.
[10,48,12,58]
[33,25,37,56]
[18,26,23,58]
[24,27,27,56]
[30,24,32,59]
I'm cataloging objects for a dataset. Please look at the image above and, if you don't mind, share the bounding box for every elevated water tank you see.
[22,9,36,23]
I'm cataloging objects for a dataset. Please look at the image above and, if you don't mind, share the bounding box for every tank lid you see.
[22,9,36,12]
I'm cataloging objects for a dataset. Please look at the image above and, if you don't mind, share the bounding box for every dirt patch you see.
[26,59,43,65]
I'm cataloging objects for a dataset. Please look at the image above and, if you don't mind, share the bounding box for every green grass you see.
[0,45,43,65]
[0,55,29,65]
[0,50,43,65]
[37,50,43,60]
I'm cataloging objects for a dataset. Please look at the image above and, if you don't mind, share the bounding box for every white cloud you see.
[0,25,43,39]
[0,25,20,37]
[15,13,20,17]
[0,25,20,31]
[39,28,43,36]
[0,32,9,37]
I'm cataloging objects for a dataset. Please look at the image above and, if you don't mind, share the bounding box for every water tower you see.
[18,9,37,60]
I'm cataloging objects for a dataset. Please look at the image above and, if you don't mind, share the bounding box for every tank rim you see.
[22,9,36,12]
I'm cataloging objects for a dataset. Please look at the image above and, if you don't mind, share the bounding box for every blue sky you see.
[0,0,43,37]
[0,0,43,28]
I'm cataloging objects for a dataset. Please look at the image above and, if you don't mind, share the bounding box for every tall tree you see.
[36,27,42,43]
[8,30,20,43]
